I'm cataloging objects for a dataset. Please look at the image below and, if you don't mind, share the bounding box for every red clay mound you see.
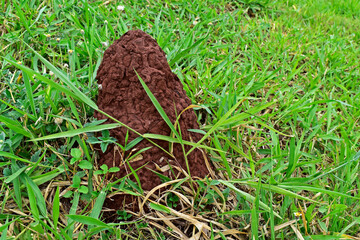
[94,30,210,210]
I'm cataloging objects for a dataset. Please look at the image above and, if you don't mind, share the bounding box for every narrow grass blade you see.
[213,134,232,178]
[0,218,18,237]
[286,137,296,178]
[220,136,252,161]
[126,162,143,194]
[11,161,22,211]
[0,99,36,121]
[30,123,120,141]
[307,150,360,184]
[53,186,60,229]
[14,4,32,36]
[0,115,33,138]
[0,151,49,168]
[221,101,275,126]
[246,181,319,203]
[269,191,275,240]
[136,71,181,141]
[22,42,99,110]
[124,136,143,151]
[66,96,82,126]
[142,133,224,153]
[186,99,244,156]
[3,58,84,104]
[22,71,37,118]
[60,229,72,240]
[251,180,260,240]
[255,120,294,137]
[219,210,253,215]
[280,184,360,200]
[32,167,65,186]
[169,32,209,66]
[218,180,281,219]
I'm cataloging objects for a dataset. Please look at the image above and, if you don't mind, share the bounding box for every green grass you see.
[1,0,360,239]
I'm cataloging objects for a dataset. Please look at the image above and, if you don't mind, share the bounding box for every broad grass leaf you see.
[26,181,39,220]
[149,202,171,214]
[89,188,107,220]
[67,215,109,227]
[4,166,27,184]
[67,191,80,236]
[32,167,65,186]
[22,174,48,218]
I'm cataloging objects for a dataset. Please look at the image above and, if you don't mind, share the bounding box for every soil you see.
[94,30,210,211]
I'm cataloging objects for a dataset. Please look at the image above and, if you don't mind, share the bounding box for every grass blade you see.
[3,58,84,105]
[218,180,281,219]
[186,99,245,156]
[22,71,37,118]
[26,181,40,220]
[21,174,48,218]
[67,215,109,227]
[89,188,107,220]
[22,42,99,110]
[251,180,260,240]
[0,151,49,167]
[67,191,80,236]
[136,71,181,141]
[213,134,232,178]
[53,186,60,229]
[4,166,27,184]
[0,115,33,138]
[30,123,121,141]
[169,32,209,66]
[286,137,296,178]
[0,99,36,121]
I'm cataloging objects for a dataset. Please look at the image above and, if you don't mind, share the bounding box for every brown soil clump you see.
[94,30,210,211]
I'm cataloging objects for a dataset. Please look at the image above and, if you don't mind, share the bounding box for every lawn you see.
[1,0,360,239]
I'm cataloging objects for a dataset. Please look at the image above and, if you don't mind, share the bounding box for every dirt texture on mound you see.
[94,30,210,211]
